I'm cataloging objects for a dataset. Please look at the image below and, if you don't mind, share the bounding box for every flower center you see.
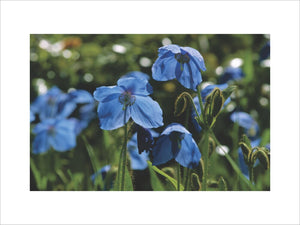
[48,125,56,135]
[175,53,190,64]
[119,91,136,106]
[169,131,185,151]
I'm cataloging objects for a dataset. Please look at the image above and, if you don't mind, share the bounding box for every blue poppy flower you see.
[127,126,159,170]
[94,77,163,130]
[152,123,201,169]
[152,44,206,91]
[32,118,76,154]
[31,86,77,121]
[219,67,245,84]
[90,165,111,183]
[191,84,231,132]
[259,41,270,62]
[230,111,259,140]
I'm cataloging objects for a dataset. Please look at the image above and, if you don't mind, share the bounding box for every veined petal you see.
[181,47,206,71]
[174,134,201,168]
[152,55,178,81]
[117,77,152,96]
[130,96,163,128]
[97,95,130,130]
[158,44,181,55]
[93,86,123,102]
[176,61,202,91]
[152,135,174,166]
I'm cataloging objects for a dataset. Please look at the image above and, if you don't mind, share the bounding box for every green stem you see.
[177,163,181,191]
[209,130,256,190]
[249,165,254,184]
[197,85,205,121]
[118,106,128,191]
[202,131,209,191]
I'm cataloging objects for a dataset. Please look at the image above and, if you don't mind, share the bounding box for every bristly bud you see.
[191,173,201,191]
[222,85,237,101]
[203,88,225,128]
[239,134,252,164]
[218,176,227,191]
[250,147,270,169]
[174,92,192,117]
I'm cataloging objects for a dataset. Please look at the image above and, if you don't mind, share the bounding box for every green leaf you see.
[148,164,165,191]
[147,161,184,191]
[113,165,133,191]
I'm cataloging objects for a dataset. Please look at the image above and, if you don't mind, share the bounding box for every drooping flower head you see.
[218,67,245,84]
[191,84,231,132]
[230,111,259,140]
[32,118,77,154]
[152,44,206,91]
[152,123,201,169]
[94,76,163,130]
[127,126,159,170]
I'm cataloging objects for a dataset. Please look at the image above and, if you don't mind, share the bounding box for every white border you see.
[1,1,299,224]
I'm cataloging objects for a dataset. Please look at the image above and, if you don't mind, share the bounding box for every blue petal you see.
[152,135,174,166]
[152,52,178,81]
[50,119,76,151]
[174,134,201,168]
[93,86,123,102]
[161,123,190,136]
[33,119,56,134]
[97,95,130,130]
[120,71,150,81]
[117,76,153,96]
[129,145,149,170]
[68,90,94,104]
[230,112,258,131]
[32,130,51,154]
[181,47,206,72]
[175,61,202,91]
[130,96,163,128]
[30,110,35,123]
[158,44,181,55]
[219,67,245,84]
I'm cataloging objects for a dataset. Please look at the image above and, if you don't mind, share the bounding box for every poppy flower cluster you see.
[31,86,95,154]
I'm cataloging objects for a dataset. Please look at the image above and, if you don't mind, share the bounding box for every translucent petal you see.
[117,77,152,96]
[97,95,130,130]
[174,134,201,168]
[181,47,206,71]
[152,52,177,81]
[93,85,123,102]
[130,96,163,128]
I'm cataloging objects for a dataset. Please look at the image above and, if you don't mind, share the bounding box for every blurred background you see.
[30,34,270,191]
